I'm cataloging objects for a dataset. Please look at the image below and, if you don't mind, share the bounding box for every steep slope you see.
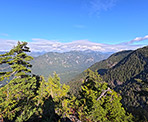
[90,50,133,74]
[69,46,148,120]
[118,79,148,120]
[68,50,132,95]
[104,46,148,87]
[103,46,148,120]
[31,50,110,83]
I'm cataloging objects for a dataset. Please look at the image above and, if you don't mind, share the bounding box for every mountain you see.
[104,46,148,87]
[0,51,6,54]
[89,50,133,74]
[0,51,45,57]
[31,50,110,83]
[69,46,148,120]
[103,46,148,120]
[68,50,132,95]
[28,51,46,57]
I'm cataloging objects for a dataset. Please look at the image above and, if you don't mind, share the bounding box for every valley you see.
[31,50,110,83]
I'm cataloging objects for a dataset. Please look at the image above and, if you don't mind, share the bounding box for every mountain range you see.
[31,50,110,83]
[0,50,110,85]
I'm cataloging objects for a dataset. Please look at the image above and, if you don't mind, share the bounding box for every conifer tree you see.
[0,41,71,121]
[0,41,37,121]
[75,69,133,122]
[46,72,70,118]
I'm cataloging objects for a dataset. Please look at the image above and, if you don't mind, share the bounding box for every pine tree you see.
[0,41,37,121]
[0,41,71,121]
[45,72,70,119]
[75,69,133,122]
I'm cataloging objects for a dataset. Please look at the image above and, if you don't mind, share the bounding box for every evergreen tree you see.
[75,69,133,122]
[46,72,70,118]
[34,75,57,122]
[0,41,71,121]
[0,41,37,121]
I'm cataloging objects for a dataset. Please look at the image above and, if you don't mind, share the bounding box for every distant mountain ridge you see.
[28,51,46,57]
[0,51,46,57]
[0,50,110,84]
[0,51,6,54]
[31,50,110,83]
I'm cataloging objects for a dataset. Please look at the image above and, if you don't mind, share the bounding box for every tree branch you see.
[97,87,112,101]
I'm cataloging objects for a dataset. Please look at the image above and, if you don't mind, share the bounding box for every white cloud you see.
[0,36,147,53]
[0,39,17,51]
[123,35,148,44]
[87,0,118,15]
[27,38,146,52]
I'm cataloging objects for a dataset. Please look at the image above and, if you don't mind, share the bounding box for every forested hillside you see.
[69,46,148,121]
[68,50,132,95]
[103,46,148,120]
[31,50,110,83]
[104,46,148,86]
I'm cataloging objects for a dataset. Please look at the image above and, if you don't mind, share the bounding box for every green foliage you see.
[102,46,148,121]
[46,72,71,118]
[0,41,73,122]
[118,78,148,121]
[74,69,133,122]
[90,50,132,72]
[0,41,37,121]
[68,46,148,121]
[0,42,71,121]
[104,46,148,85]
[68,50,132,96]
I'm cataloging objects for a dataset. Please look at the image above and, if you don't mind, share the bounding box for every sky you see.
[0,0,148,52]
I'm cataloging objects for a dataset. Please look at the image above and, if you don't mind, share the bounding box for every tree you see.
[75,69,133,122]
[0,41,71,121]
[0,41,37,121]
[46,72,70,118]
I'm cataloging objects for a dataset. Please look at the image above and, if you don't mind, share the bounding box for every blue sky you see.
[0,0,148,52]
